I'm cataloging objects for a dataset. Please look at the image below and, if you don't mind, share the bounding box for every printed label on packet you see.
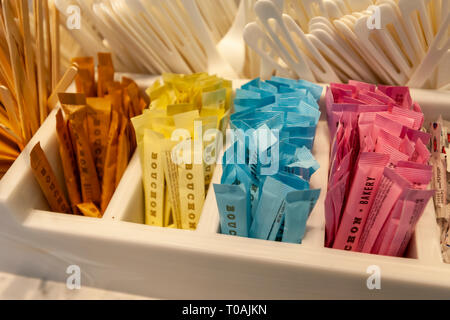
[30,143,71,214]
[143,129,165,227]
[177,158,205,230]
[333,152,390,251]
[431,154,447,219]
[59,93,101,205]
[86,97,111,183]
[55,109,81,212]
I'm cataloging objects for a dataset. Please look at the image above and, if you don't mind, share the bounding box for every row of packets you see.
[132,73,232,230]
[30,54,147,217]
[428,116,450,263]
[214,77,323,244]
[325,80,434,257]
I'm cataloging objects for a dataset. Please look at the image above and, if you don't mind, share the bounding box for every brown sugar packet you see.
[107,82,125,118]
[97,52,114,98]
[72,57,96,97]
[115,115,129,188]
[125,81,141,118]
[30,142,71,214]
[127,119,137,154]
[100,110,120,213]
[86,97,111,183]
[55,109,81,212]
[76,202,102,218]
[58,93,101,205]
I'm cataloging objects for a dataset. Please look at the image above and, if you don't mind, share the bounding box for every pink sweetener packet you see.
[325,172,351,247]
[410,138,431,164]
[325,192,336,247]
[391,107,424,130]
[326,87,336,133]
[358,167,412,253]
[375,211,400,255]
[362,89,397,107]
[348,80,376,92]
[377,129,403,149]
[342,96,368,105]
[412,102,422,113]
[379,112,415,129]
[399,137,415,158]
[373,114,404,140]
[395,164,433,189]
[396,161,432,170]
[332,172,351,241]
[357,105,390,113]
[329,123,352,174]
[384,189,435,257]
[330,83,356,98]
[375,141,410,165]
[330,151,353,188]
[333,152,390,251]
[358,109,390,148]
[357,92,384,105]
[361,134,375,153]
[377,85,413,109]
[327,103,358,139]
[403,127,431,146]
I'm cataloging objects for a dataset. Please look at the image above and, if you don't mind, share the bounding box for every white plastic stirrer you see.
[243,22,294,79]
[398,0,437,60]
[354,3,419,85]
[282,14,340,82]
[115,0,191,74]
[217,0,248,76]
[254,0,315,81]
[180,0,238,78]
[407,13,450,89]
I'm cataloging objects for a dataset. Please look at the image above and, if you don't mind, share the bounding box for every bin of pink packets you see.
[325,80,434,257]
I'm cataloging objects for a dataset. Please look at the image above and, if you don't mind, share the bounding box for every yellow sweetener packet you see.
[143,129,166,226]
[177,146,205,230]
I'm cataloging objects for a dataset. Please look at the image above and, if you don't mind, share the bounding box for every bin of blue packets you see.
[213,77,322,244]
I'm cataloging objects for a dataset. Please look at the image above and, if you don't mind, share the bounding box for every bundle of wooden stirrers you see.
[0,0,75,178]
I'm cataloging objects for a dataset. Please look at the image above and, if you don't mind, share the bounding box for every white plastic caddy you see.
[0,76,450,299]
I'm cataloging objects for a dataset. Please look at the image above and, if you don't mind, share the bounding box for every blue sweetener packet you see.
[292,79,323,101]
[214,184,249,237]
[283,146,320,181]
[249,173,309,240]
[281,189,321,244]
